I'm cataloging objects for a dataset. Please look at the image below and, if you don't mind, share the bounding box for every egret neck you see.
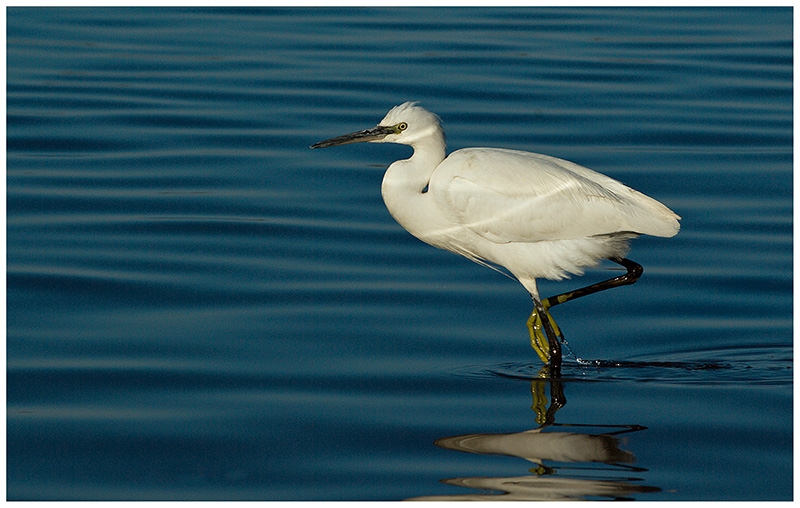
[380,123,447,246]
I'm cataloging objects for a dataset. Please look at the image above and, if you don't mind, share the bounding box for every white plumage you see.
[312,102,680,366]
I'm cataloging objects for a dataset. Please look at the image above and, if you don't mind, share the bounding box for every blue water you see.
[7,7,792,500]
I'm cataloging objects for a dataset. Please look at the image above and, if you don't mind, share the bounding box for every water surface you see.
[7,7,792,500]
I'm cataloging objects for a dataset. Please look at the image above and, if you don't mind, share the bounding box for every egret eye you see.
[396,122,408,132]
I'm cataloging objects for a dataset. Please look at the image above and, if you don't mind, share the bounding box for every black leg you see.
[528,258,642,371]
[543,257,643,310]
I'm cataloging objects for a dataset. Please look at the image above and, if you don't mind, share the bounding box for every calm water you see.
[7,7,792,500]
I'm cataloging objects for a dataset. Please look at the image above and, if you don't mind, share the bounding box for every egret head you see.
[310,102,444,149]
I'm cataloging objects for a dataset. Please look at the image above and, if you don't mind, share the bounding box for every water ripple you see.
[462,344,792,386]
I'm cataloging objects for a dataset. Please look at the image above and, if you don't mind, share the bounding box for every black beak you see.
[310,125,396,149]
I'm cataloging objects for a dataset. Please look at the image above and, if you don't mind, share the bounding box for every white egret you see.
[311,102,680,369]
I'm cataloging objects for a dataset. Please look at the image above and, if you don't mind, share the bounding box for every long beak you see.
[310,125,395,149]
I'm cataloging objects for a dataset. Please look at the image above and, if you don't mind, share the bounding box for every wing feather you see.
[433,148,679,245]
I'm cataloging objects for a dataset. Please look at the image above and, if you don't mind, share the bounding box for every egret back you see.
[431,148,680,244]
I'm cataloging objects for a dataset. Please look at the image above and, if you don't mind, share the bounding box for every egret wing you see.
[436,148,679,244]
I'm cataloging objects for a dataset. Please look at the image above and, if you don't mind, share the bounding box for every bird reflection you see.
[409,375,660,501]
[411,475,659,501]
[433,425,639,470]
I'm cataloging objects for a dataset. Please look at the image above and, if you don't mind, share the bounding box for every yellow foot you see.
[526,303,563,364]
[530,376,548,424]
